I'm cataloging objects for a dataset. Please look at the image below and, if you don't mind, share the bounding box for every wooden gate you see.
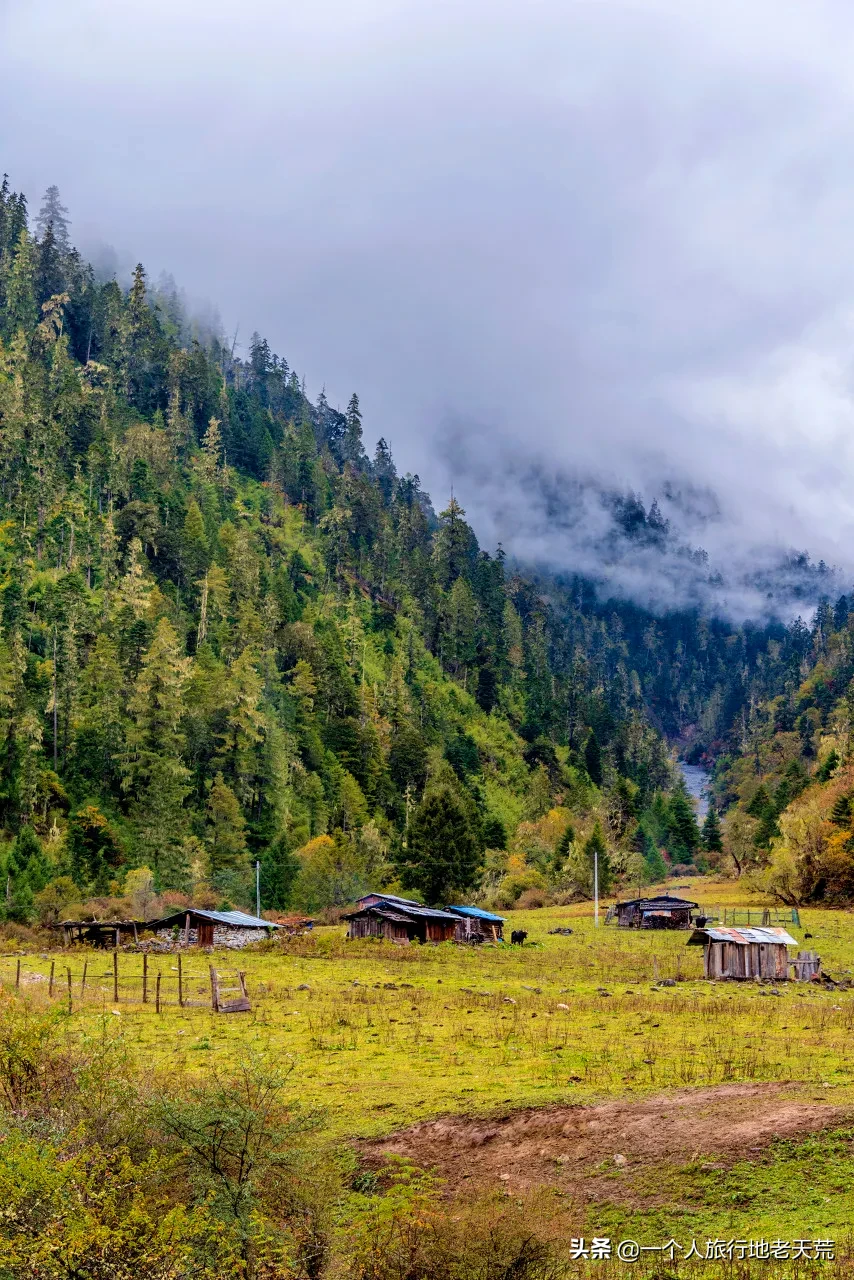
[209,966,250,1013]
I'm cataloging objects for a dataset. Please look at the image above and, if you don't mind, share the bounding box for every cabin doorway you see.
[198,922,215,947]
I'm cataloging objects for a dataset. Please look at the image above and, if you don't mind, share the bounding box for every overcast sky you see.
[4,0,854,612]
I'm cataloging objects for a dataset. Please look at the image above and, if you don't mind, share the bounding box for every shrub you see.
[515,887,551,910]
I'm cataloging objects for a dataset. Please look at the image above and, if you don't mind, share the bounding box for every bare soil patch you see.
[361,1083,848,1204]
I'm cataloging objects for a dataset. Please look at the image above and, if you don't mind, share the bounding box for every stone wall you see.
[152,925,271,949]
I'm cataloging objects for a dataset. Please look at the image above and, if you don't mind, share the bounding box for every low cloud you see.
[4,0,854,616]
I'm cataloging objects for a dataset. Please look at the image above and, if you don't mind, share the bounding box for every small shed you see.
[445,905,505,942]
[146,908,279,949]
[688,925,797,980]
[55,919,145,948]
[614,894,699,930]
[343,896,459,943]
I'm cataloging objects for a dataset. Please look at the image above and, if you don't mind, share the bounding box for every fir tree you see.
[35,184,71,252]
[122,618,191,882]
[399,786,481,905]
[583,820,612,895]
[584,732,603,786]
[702,805,723,853]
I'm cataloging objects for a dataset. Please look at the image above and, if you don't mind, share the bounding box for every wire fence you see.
[0,952,246,1013]
[710,907,801,928]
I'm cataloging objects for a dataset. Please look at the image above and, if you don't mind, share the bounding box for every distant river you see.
[679,762,711,820]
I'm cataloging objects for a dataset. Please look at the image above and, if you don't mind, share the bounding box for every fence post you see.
[48,960,55,998]
[209,964,218,1012]
[113,951,118,1003]
[156,972,161,1014]
[178,953,184,1008]
[15,958,20,990]
[66,967,72,1013]
[142,952,148,1004]
[80,960,87,998]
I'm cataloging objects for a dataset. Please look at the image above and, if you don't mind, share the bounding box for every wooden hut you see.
[688,925,797,980]
[354,892,423,911]
[613,894,699,930]
[445,905,505,942]
[55,919,145,947]
[343,896,459,943]
[145,908,279,949]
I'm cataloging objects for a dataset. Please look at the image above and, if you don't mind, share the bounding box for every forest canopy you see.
[0,171,851,922]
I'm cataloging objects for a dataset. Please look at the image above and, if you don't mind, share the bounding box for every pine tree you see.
[584,732,603,786]
[36,221,65,304]
[261,835,300,910]
[667,784,701,859]
[206,772,248,881]
[122,618,191,882]
[831,793,852,827]
[399,786,481,904]
[583,820,612,895]
[433,498,476,589]
[702,804,723,852]
[556,822,575,862]
[35,185,71,252]
[342,392,364,464]
[4,229,38,334]
[67,805,124,893]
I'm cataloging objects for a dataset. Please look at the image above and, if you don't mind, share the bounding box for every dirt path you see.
[360,1083,848,1202]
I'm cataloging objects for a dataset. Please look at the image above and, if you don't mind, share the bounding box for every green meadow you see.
[7,896,854,1133]
[7,893,854,1271]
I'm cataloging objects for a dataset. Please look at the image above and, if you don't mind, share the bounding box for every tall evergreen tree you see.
[399,786,481,905]
[122,618,191,883]
[702,804,723,853]
[35,185,71,252]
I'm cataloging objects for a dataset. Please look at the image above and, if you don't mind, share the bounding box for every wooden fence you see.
[0,953,249,1013]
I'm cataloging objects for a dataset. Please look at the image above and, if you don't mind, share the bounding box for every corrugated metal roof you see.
[367,897,459,921]
[151,908,278,929]
[344,900,458,922]
[693,926,797,946]
[620,894,699,909]
[446,905,506,922]
[358,892,423,908]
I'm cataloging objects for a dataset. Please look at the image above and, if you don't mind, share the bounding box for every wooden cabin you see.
[688,925,797,980]
[613,894,699,930]
[343,896,459,943]
[354,892,424,911]
[146,908,279,949]
[445,905,505,942]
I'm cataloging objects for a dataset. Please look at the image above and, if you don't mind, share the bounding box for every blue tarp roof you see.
[446,905,505,922]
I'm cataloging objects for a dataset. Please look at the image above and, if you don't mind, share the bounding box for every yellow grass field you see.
[5,891,854,1133]
[8,888,854,1255]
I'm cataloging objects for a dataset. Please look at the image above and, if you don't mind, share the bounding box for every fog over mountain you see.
[4,0,854,616]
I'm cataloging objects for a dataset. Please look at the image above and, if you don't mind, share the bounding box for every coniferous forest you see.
[2,172,854,923]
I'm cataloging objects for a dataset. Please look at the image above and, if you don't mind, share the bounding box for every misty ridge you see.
[72,216,845,627]
[44,211,848,628]
[86,241,843,625]
[437,422,841,624]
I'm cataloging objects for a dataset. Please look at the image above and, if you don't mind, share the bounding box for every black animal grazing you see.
[510,929,528,946]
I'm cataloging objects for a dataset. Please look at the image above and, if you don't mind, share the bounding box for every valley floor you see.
[6,888,854,1267]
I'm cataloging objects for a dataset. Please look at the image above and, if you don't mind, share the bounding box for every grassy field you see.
[7,884,854,1261]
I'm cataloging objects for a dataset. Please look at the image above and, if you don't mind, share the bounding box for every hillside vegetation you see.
[3,172,854,925]
[0,175,692,924]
